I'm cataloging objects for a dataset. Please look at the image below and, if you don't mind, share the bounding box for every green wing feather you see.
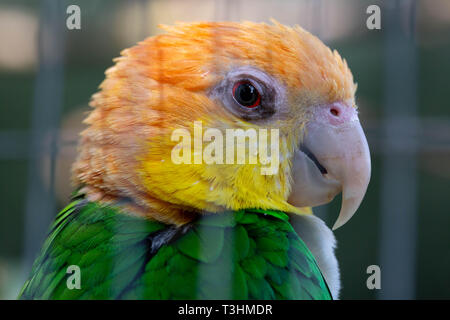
[19,200,331,300]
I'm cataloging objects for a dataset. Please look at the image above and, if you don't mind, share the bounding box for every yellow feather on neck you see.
[138,116,312,217]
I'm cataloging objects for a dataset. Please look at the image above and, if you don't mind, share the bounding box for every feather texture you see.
[19,199,331,300]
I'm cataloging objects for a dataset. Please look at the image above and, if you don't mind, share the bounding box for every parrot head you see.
[73,21,371,229]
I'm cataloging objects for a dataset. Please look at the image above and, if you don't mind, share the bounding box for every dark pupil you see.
[236,83,258,106]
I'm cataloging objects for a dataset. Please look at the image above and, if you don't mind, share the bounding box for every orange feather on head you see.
[72,21,357,225]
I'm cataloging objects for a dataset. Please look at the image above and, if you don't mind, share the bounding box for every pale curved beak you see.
[288,101,371,230]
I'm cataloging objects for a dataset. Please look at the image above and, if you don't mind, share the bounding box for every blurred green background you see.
[0,0,449,299]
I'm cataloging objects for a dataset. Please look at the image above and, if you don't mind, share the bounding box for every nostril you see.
[316,102,355,125]
[330,108,339,117]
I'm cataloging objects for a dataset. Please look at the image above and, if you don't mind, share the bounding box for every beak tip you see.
[331,201,358,231]
[331,219,345,231]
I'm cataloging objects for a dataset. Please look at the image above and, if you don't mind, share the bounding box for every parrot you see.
[19,21,371,300]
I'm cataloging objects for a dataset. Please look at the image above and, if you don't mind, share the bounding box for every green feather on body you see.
[19,199,332,300]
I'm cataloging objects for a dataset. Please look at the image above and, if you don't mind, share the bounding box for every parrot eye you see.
[232,81,261,108]
[210,66,286,121]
